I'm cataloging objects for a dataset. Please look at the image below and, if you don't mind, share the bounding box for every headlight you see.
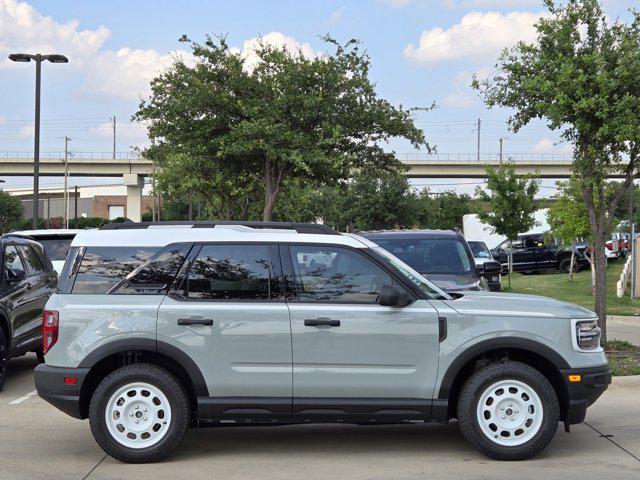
[575,319,601,350]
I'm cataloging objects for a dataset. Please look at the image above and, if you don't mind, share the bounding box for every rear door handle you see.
[304,318,341,327]
[177,317,213,326]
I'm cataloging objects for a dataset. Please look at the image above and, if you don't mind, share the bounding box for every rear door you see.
[157,243,292,420]
[285,244,440,420]
[18,244,57,329]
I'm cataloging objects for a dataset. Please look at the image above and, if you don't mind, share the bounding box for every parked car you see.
[491,233,588,274]
[0,234,57,391]
[467,240,501,291]
[35,221,610,463]
[10,229,82,274]
[360,230,502,293]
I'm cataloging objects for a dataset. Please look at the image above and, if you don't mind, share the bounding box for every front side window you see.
[289,245,392,303]
[4,245,25,280]
[468,241,491,259]
[185,244,274,300]
[72,247,158,294]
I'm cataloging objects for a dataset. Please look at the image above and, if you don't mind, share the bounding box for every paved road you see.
[1,354,639,480]
[609,316,640,345]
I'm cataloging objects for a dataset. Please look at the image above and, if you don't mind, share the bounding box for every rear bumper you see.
[34,364,89,419]
[560,364,612,425]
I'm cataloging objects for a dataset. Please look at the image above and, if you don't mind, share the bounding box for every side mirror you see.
[481,261,502,275]
[378,284,409,307]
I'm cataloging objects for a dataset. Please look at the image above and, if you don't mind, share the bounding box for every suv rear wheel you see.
[89,363,190,463]
[559,257,580,274]
[457,360,559,460]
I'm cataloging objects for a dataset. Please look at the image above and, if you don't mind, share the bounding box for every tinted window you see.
[289,245,392,303]
[19,245,46,275]
[72,247,158,294]
[372,237,474,276]
[185,244,273,300]
[112,244,191,295]
[468,241,491,259]
[4,245,26,280]
[37,237,74,261]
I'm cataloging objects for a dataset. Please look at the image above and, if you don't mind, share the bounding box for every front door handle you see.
[304,318,341,327]
[178,316,213,326]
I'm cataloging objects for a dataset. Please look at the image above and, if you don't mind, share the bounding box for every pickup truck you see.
[491,233,588,274]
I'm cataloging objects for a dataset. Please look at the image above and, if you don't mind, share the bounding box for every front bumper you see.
[560,364,612,425]
[34,364,89,419]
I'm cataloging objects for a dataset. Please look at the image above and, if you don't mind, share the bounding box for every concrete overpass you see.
[0,151,585,221]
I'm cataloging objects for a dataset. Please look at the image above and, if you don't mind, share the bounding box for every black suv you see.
[491,233,588,274]
[0,235,57,390]
[361,230,502,292]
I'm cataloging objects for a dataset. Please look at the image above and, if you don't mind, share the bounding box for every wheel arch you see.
[77,338,208,420]
[437,337,570,421]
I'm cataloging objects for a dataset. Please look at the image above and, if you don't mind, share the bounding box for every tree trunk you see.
[569,240,576,282]
[593,230,608,345]
[262,158,284,222]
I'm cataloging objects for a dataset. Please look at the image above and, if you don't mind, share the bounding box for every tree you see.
[475,162,540,287]
[416,190,473,230]
[135,35,429,221]
[0,191,23,234]
[473,0,640,342]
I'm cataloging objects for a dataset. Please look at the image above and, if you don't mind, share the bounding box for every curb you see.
[607,315,640,326]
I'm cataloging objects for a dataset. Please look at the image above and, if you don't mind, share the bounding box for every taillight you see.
[42,310,59,354]
[605,241,613,251]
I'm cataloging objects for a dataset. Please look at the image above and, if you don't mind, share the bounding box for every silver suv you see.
[34,222,611,463]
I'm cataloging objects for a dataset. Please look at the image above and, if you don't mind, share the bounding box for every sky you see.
[0,0,637,193]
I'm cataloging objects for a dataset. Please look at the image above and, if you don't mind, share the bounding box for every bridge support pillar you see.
[123,174,144,222]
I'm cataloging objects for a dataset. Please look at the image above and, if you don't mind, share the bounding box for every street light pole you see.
[8,52,68,230]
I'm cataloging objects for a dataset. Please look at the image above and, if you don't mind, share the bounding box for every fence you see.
[21,197,94,220]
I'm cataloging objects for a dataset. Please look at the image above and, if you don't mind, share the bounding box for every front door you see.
[157,243,292,420]
[2,245,34,350]
[284,244,440,420]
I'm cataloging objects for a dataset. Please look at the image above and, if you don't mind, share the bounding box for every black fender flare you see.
[78,338,209,397]
[0,307,12,345]
[437,337,570,400]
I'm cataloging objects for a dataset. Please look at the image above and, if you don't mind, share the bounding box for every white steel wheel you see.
[476,379,543,447]
[105,382,172,449]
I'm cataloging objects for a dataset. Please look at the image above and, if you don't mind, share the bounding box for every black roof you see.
[100,221,340,235]
[359,229,461,239]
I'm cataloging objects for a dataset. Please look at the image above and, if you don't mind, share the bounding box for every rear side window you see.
[111,244,191,295]
[184,244,276,300]
[72,247,158,294]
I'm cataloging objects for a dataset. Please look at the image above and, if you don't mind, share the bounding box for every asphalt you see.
[609,315,640,345]
[1,354,639,480]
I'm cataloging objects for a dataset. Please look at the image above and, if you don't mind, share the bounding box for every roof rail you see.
[99,221,340,235]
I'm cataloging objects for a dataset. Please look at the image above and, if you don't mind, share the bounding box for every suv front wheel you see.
[89,363,190,463]
[457,360,559,460]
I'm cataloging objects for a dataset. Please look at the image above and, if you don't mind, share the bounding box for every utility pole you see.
[112,116,116,159]
[499,138,504,165]
[63,136,70,228]
[476,118,481,162]
[74,185,78,229]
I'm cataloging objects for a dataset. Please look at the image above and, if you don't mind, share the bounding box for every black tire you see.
[35,348,45,364]
[457,360,559,461]
[89,363,190,463]
[558,257,580,274]
[0,328,7,392]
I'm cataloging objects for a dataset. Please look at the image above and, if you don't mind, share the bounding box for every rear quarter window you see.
[72,247,158,294]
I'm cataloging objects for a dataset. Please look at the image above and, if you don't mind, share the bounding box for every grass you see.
[606,340,640,376]
[503,259,640,317]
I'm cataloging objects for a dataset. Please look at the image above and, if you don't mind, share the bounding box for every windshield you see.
[371,246,450,300]
[372,237,477,277]
[37,237,74,261]
[467,241,491,259]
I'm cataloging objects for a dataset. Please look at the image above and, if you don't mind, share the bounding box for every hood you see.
[443,290,595,319]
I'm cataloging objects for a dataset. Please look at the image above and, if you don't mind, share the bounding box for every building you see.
[8,183,156,221]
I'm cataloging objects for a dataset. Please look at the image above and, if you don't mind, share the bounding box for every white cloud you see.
[382,0,538,8]
[17,123,33,138]
[236,32,321,72]
[328,7,345,25]
[404,11,544,65]
[440,69,488,109]
[0,0,191,100]
[442,92,474,108]
[533,137,573,155]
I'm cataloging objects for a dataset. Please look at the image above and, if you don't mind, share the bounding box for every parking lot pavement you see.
[608,316,640,345]
[1,355,639,480]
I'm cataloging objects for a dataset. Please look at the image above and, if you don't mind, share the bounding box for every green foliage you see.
[0,191,24,233]
[135,35,430,220]
[547,178,592,244]
[71,216,107,229]
[474,162,540,240]
[416,190,473,231]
